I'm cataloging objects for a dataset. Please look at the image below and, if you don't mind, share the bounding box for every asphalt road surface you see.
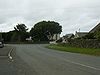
[0,44,100,75]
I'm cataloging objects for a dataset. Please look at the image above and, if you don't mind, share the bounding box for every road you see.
[0,44,100,75]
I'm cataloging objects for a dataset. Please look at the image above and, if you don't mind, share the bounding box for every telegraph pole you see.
[79,28,80,32]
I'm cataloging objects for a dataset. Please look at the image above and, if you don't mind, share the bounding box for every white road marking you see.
[8,48,13,60]
[9,56,12,59]
[64,59,100,71]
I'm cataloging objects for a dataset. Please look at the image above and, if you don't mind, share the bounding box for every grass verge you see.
[46,44,100,56]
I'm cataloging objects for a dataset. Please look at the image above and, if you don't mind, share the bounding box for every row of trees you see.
[1,21,62,42]
[2,24,29,42]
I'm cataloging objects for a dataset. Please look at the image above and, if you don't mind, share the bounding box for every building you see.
[64,34,74,39]
[49,34,60,44]
[89,23,100,33]
[74,31,88,38]
[74,22,100,38]
[60,34,74,43]
[46,32,60,41]
[26,36,32,41]
[52,34,60,41]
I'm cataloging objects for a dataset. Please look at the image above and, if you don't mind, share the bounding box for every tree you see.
[2,30,16,42]
[14,24,29,42]
[30,21,62,41]
[14,24,28,32]
[2,24,29,42]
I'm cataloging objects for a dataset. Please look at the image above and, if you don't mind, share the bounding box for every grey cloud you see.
[0,0,100,36]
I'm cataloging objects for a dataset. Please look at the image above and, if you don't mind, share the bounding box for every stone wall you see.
[67,39,100,48]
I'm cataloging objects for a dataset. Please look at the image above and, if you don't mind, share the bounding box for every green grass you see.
[46,44,100,56]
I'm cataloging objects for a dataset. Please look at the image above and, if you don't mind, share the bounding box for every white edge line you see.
[64,59,100,71]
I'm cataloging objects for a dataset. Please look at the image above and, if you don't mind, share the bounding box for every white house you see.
[74,31,88,38]
[53,34,60,41]
[26,36,32,41]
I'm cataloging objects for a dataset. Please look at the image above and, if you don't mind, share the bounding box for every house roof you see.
[76,32,88,37]
[89,23,100,33]
[64,34,74,38]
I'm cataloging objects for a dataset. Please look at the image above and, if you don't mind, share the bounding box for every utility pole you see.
[79,28,80,32]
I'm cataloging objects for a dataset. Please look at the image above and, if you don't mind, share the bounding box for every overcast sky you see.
[0,0,100,36]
